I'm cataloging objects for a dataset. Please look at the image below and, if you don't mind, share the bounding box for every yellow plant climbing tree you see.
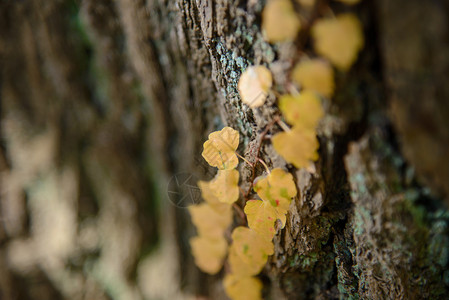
[188,0,364,299]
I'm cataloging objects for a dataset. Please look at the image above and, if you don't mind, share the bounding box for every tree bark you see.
[1,0,448,299]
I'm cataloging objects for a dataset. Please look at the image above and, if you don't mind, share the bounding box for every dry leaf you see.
[292,59,334,98]
[312,14,364,70]
[272,128,319,169]
[238,66,272,108]
[279,91,324,128]
[190,236,227,274]
[202,127,239,170]
[262,0,301,43]
[224,274,262,300]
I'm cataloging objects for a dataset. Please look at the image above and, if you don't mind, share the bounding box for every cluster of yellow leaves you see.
[262,0,363,70]
[190,2,365,297]
[238,66,272,108]
[225,169,297,300]
[272,91,323,168]
[189,127,240,274]
[261,5,363,169]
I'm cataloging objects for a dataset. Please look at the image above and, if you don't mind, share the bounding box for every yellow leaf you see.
[334,0,360,4]
[210,169,240,204]
[188,203,232,239]
[190,236,227,274]
[228,245,262,277]
[197,180,223,207]
[262,0,301,43]
[198,169,239,205]
[238,66,272,108]
[244,200,277,241]
[224,274,262,300]
[230,227,274,275]
[253,168,297,227]
[279,91,324,128]
[292,59,334,98]
[272,127,319,169]
[312,14,364,70]
[202,127,239,170]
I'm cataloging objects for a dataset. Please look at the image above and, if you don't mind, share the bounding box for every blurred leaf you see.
[292,59,335,98]
[279,91,324,128]
[190,236,228,274]
[224,274,262,300]
[262,0,301,43]
[312,14,364,70]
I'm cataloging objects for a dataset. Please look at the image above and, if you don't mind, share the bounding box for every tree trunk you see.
[1,0,448,299]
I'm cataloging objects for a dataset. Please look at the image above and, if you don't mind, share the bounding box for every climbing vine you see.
[188,0,364,299]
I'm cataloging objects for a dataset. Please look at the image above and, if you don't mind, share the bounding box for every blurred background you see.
[1,0,449,300]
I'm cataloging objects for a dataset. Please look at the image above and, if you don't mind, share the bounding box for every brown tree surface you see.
[1,0,448,299]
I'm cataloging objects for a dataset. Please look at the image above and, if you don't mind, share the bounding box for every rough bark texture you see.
[1,0,448,299]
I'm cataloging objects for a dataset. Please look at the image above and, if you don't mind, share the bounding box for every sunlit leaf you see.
[188,203,232,239]
[292,59,334,98]
[253,168,297,227]
[262,0,301,43]
[279,91,324,128]
[190,236,227,274]
[202,127,239,170]
[238,66,272,108]
[224,274,262,300]
[272,127,319,169]
[312,14,364,70]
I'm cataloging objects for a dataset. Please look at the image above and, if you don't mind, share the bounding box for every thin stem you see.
[287,83,301,96]
[238,186,246,196]
[258,158,270,174]
[277,119,291,132]
[236,152,253,167]
[244,117,280,200]
[233,203,246,222]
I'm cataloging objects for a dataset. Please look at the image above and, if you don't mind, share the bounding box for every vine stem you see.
[277,119,291,132]
[287,83,301,96]
[233,203,246,222]
[236,152,253,167]
[243,116,280,200]
[258,158,270,174]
